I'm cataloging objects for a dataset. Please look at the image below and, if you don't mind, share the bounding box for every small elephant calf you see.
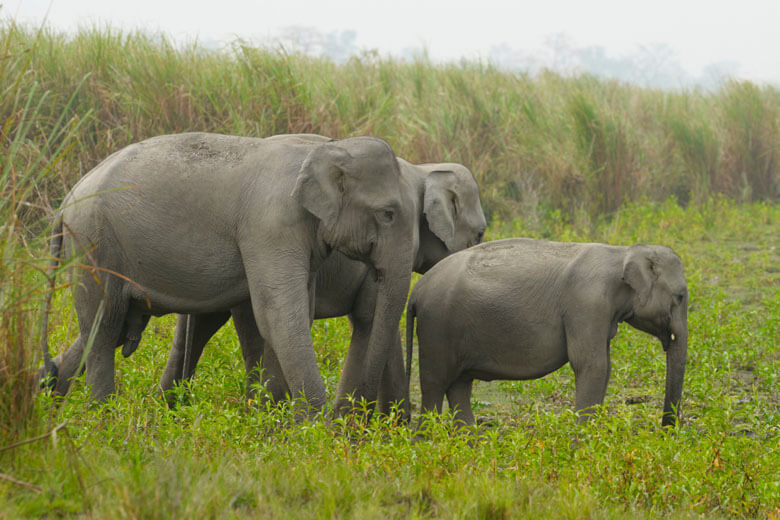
[405,238,688,427]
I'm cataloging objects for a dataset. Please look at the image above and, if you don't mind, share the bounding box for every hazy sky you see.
[4,0,780,86]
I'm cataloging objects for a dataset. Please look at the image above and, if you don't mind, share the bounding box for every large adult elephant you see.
[40,132,415,413]
[159,137,487,415]
[405,239,688,427]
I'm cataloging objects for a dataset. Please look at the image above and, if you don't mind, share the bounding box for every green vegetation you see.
[4,200,778,519]
[1,22,779,518]
[1,23,779,222]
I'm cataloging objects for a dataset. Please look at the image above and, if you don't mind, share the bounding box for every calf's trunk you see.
[662,303,688,427]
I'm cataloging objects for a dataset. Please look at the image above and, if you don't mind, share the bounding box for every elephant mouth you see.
[661,327,683,352]
[332,240,375,265]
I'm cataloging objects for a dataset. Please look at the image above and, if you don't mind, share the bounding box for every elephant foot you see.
[158,381,192,409]
[37,360,59,391]
[375,401,411,425]
[332,393,377,420]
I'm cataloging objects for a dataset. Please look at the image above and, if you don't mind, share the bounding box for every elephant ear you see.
[622,245,657,307]
[291,143,352,229]
[423,170,458,250]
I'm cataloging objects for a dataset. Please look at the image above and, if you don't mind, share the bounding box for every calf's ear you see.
[623,246,656,307]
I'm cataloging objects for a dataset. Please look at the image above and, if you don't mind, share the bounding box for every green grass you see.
[0,201,777,518]
[1,21,780,518]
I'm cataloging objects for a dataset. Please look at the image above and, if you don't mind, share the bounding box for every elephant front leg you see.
[230,302,290,403]
[233,272,317,406]
[446,377,475,426]
[259,318,326,413]
[567,335,612,422]
[246,269,327,414]
[258,346,290,403]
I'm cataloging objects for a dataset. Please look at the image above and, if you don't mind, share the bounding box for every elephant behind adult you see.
[159,148,487,415]
[40,132,415,413]
[406,238,688,427]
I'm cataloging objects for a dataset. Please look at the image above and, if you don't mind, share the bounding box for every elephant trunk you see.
[336,241,414,416]
[662,303,688,427]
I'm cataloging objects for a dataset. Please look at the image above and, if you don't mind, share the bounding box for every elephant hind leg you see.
[159,311,230,406]
[446,377,475,426]
[49,278,126,400]
[80,287,129,401]
[48,334,88,397]
[63,318,131,401]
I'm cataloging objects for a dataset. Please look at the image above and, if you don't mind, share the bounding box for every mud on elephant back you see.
[39,132,417,417]
[405,238,689,428]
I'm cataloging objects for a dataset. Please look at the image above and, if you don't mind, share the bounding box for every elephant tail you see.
[39,216,63,386]
[182,314,195,379]
[405,297,416,392]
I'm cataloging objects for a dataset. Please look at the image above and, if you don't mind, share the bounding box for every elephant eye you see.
[376,208,395,225]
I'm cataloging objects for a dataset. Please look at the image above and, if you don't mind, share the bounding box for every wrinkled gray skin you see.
[41,132,416,412]
[406,238,688,427]
[159,137,487,415]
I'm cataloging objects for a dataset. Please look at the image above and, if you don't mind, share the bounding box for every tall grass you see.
[0,23,778,228]
[718,81,780,200]
[0,23,87,441]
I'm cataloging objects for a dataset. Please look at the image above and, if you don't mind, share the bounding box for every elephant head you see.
[623,245,689,427]
[414,162,487,273]
[293,137,416,409]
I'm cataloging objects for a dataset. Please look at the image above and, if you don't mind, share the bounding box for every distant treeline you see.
[2,24,779,227]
